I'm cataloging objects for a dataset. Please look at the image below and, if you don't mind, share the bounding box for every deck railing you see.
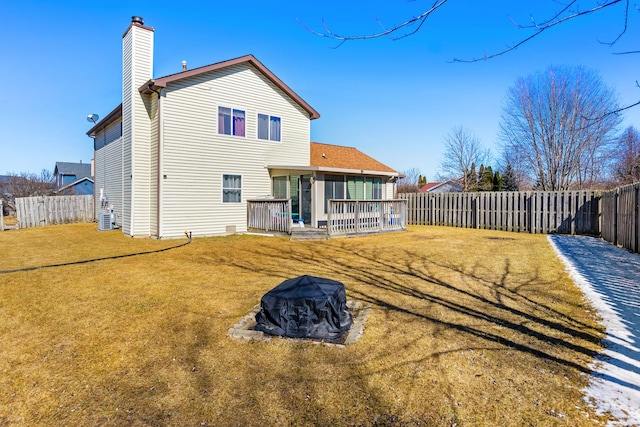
[247,199,292,234]
[327,199,407,237]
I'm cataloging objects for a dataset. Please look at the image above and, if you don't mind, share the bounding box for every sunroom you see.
[247,142,406,237]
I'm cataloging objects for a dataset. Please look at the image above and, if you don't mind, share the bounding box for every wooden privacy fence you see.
[400,191,601,235]
[15,195,95,229]
[601,183,640,253]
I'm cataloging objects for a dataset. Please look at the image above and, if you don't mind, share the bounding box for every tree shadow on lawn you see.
[218,237,640,394]
[549,235,640,392]
[48,231,622,425]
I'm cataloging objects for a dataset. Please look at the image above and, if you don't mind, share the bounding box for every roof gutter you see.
[138,55,321,120]
[86,104,123,137]
[266,165,400,178]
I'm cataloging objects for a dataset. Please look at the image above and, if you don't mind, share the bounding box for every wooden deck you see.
[247,199,408,239]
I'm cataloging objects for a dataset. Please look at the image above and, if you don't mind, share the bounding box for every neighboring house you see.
[86,16,399,239]
[53,162,94,195]
[55,176,94,196]
[419,179,464,193]
[54,162,92,187]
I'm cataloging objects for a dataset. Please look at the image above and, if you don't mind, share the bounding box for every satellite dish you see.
[87,113,99,124]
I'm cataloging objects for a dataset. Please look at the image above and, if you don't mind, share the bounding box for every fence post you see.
[0,199,3,231]
[613,189,619,247]
[632,184,640,253]
[474,193,479,229]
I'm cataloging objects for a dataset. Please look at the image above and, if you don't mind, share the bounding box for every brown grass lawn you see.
[0,224,608,426]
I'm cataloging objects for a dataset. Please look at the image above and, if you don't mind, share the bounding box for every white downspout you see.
[157,91,164,238]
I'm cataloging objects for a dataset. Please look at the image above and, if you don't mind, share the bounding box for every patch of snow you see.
[548,235,640,426]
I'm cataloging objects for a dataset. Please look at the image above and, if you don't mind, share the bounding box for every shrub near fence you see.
[15,195,95,229]
[400,191,601,235]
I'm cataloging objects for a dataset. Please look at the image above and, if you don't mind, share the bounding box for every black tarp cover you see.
[255,275,353,339]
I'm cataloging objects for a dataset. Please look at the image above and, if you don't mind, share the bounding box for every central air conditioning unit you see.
[98,211,114,231]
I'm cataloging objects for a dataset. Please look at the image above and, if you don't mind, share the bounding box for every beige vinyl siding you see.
[157,63,311,237]
[94,136,123,226]
[385,181,395,199]
[313,173,326,224]
[123,23,154,237]
[121,29,133,235]
[93,119,121,151]
[130,91,154,237]
[105,120,121,145]
[149,94,159,237]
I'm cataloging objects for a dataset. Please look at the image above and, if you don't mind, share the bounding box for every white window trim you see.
[221,173,243,203]
[256,112,282,142]
[218,105,247,138]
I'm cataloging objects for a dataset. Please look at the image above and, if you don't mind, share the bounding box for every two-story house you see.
[87,17,399,238]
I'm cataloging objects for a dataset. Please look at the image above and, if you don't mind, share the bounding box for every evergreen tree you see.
[479,165,494,191]
[464,163,478,192]
[493,171,503,191]
[502,163,519,191]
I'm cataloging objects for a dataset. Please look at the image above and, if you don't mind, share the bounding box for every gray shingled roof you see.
[54,162,92,179]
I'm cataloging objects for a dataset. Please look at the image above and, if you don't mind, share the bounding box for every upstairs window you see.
[222,174,242,203]
[258,114,281,141]
[219,107,245,137]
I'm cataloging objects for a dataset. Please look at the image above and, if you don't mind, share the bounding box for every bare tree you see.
[611,126,640,185]
[438,126,490,191]
[302,1,635,55]
[499,65,621,190]
[397,167,422,193]
[0,170,55,214]
[301,1,639,113]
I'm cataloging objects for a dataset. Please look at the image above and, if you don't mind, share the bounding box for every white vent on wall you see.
[98,212,113,231]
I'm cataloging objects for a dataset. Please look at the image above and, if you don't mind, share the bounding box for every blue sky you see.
[1,1,639,180]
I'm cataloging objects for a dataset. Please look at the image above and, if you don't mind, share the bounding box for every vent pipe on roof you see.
[182,60,187,72]
[132,16,144,25]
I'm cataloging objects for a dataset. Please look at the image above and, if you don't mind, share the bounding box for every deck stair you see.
[290,227,328,241]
